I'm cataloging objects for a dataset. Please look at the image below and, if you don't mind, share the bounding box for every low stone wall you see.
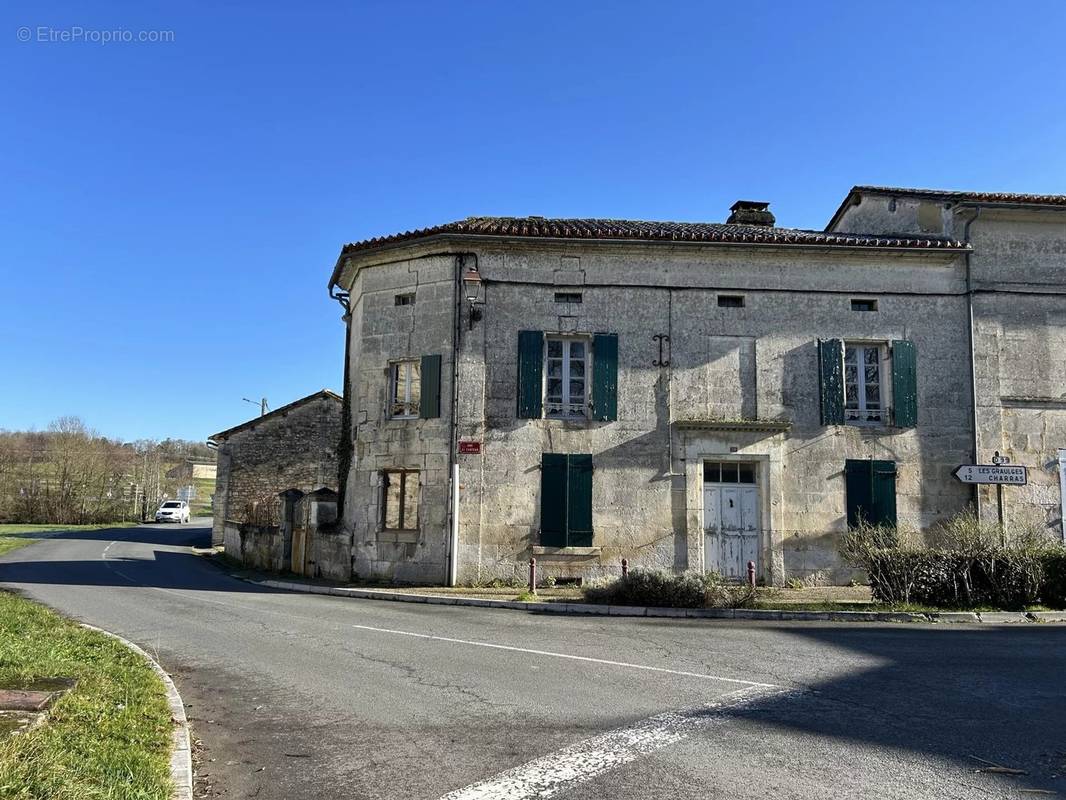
[310,528,353,582]
[223,520,283,572]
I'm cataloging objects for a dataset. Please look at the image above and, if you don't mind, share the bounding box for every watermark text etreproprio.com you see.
[16,26,175,44]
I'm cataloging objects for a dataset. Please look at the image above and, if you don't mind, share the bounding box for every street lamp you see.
[462,265,483,329]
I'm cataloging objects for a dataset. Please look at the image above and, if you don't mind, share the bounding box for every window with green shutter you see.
[540,453,594,546]
[845,459,897,528]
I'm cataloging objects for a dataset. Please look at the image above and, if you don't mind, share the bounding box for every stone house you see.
[208,390,342,547]
[166,459,218,481]
[327,187,1065,586]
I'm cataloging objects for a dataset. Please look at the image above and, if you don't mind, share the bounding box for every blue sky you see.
[2,1,1064,442]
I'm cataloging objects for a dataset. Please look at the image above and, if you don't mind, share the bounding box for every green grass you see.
[0,523,138,557]
[0,592,173,799]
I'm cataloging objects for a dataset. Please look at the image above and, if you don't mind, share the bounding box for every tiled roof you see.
[338,216,968,260]
[852,185,1066,206]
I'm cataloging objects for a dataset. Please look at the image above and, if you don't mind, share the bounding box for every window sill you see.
[532,545,601,558]
[377,529,420,544]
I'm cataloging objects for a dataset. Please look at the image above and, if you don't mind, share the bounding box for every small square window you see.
[382,470,419,530]
[851,299,877,312]
[718,295,745,308]
[395,293,415,306]
[389,360,420,418]
[554,292,583,304]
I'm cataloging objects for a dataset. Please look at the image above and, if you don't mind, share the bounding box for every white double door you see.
[703,481,759,579]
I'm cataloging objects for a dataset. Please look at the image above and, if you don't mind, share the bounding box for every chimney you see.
[727,200,775,227]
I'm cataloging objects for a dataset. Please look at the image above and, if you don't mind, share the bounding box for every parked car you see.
[155,500,190,524]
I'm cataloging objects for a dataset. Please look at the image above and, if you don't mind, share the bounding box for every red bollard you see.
[529,557,537,595]
[747,561,756,589]
[621,558,629,578]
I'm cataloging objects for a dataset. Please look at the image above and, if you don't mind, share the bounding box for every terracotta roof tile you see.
[339,216,968,259]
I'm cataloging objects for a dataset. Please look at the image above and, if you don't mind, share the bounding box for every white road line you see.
[350,623,777,688]
[438,686,785,799]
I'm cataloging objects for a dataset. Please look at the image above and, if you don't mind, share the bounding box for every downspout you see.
[447,254,476,586]
[330,285,352,520]
[960,206,982,516]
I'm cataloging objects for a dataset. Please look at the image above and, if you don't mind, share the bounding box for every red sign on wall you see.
[458,441,482,455]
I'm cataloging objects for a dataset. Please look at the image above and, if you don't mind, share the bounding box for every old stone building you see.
[328,187,1065,586]
[208,390,342,546]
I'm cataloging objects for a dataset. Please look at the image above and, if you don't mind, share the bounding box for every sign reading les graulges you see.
[952,464,1028,485]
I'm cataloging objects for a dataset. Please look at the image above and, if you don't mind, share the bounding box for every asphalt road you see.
[1,521,1064,799]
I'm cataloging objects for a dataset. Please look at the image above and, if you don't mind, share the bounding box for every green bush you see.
[1042,551,1066,609]
[582,568,754,609]
[840,515,1064,610]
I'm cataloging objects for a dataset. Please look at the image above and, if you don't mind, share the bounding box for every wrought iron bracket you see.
[653,333,670,367]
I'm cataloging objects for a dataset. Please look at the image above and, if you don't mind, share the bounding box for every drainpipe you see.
[330,286,352,520]
[960,206,982,517]
[447,253,477,587]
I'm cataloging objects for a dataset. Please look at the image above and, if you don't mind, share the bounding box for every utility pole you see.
[243,397,269,416]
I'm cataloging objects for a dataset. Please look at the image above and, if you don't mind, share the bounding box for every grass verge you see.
[0,591,173,799]
[0,522,138,557]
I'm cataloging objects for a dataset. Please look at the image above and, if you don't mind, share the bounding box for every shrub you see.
[840,515,1059,609]
[1042,550,1066,609]
[582,568,754,609]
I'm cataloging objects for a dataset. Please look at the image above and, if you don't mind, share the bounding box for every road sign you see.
[458,440,481,455]
[953,464,1028,485]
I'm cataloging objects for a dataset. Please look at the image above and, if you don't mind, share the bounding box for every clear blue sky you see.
[2,1,1064,443]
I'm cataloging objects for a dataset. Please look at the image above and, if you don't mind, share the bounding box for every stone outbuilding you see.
[208,390,342,548]
[326,187,1066,586]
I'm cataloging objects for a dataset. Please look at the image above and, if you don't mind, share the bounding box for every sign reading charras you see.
[952,464,1028,485]
[458,440,482,455]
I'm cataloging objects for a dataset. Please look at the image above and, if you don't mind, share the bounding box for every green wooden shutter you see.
[540,454,568,546]
[846,459,897,528]
[871,460,898,527]
[592,334,618,422]
[818,339,845,425]
[566,454,594,546]
[891,340,917,428]
[419,354,441,419]
[517,331,544,419]
[845,459,872,529]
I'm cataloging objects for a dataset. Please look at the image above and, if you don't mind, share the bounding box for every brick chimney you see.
[727,200,775,226]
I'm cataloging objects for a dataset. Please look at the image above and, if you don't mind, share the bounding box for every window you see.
[540,454,593,547]
[554,292,582,304]
[718,294,745,308]
[395,293,415,306]
[545,337,589,419]
[389,360,421,418]
[704,462,757,484]
[851,298,877,312]
[843,343,885,424]
[845,459,897,528]
[382,470,419,530]
[518,331,618,421]
[818,339,917,428]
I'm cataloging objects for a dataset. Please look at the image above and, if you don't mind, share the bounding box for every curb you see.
[81,625,192,800]
[243,577,1010,624]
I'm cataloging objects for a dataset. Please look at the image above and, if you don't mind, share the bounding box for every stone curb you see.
[245,577,1041,624]
[81,625,192,800]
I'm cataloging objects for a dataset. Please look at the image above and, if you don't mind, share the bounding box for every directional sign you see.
[953,464,1028,485]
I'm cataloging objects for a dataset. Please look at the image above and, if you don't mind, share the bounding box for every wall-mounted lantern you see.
[462,265,483,328]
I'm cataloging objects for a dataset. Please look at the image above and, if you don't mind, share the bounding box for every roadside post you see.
[528,557,537,595]
[952,451,1027,545]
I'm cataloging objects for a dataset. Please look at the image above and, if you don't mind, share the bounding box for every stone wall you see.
[212,393,342,546]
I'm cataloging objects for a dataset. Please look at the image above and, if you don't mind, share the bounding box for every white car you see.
[155,500,190,524]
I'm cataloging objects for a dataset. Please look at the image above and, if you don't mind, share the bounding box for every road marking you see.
[350,623,777,688]
[438,686,786,799]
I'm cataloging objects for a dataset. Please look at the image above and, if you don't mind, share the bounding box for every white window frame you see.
[543,335,591,420]
[843,342,889,425]
[388,360,420,419]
